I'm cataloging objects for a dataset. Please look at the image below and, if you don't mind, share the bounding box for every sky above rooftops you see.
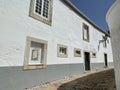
[70,0,115,31]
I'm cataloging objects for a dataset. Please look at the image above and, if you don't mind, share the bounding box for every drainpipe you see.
[106,0,120,90]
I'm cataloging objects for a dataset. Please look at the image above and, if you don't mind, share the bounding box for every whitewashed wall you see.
[106,0,120,90]
[0,0,113,66]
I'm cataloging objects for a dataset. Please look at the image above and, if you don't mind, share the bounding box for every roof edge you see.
[61,0,110,37]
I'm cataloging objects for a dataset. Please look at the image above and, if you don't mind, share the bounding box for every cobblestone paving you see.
[58,68,116,90]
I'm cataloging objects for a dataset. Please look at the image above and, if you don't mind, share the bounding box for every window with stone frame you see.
[83,23,90,42]
[57,44,68,58]
[24,36,48,70]
[74,48,81,57]
[29,0,53,25]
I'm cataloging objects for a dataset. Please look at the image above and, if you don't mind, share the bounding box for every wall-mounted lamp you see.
[98,34,108,51]
[99,34,108,44]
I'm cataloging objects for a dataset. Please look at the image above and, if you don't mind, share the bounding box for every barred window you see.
[35,0,49,18]
[35,0,42,15]
[29,0,52,25]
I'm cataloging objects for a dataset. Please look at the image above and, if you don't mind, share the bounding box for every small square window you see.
[29,0,53,25]
[91,52,96,58]
[57,44,68,58]
[24,36,48,70]
[83,23,90,42]
[74,48,81,57]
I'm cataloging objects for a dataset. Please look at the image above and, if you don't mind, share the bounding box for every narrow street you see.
[58,68,116,90]
[27,68,116,90]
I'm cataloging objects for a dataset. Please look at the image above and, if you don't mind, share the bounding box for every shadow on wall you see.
[57,69,116,90]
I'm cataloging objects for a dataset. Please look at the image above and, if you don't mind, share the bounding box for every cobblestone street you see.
[58,68,116,90]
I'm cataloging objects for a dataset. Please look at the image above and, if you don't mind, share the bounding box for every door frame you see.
[104,53,108,68]
[83,51,91,72]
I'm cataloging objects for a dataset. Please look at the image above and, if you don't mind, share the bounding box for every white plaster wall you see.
[106,0,120,90]
[0,0,113,66]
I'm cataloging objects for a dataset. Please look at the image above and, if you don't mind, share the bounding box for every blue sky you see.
[70,0,115,31]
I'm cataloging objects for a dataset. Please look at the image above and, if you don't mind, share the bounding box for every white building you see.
[0,0,113,90]
[106,0,120,90]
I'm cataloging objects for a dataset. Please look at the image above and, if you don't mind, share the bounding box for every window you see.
[57,44,68,58]
[24,36,48,70]
[91,52,96,58]
[83,23,90,42]
[74,48,81,57]
[29,0,53,25]
[59,47,67,55]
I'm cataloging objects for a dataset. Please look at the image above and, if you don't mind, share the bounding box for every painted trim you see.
[0,63,113,90]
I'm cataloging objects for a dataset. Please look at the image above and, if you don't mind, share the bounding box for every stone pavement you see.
[25,67,116,90]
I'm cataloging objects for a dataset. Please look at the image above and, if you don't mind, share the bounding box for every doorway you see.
[104,53,108,67]
[84,52,90,71]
